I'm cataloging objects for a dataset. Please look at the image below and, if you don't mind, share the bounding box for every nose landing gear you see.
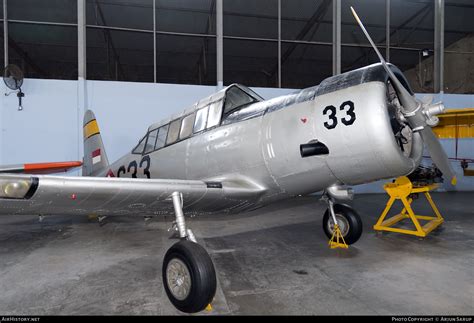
[322,186,363,247]
[322,203,363,246]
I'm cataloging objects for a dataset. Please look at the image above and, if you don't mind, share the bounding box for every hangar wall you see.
[0,79,472,192]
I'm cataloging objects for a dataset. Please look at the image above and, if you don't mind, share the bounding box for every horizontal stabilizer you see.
[0,161,82,174]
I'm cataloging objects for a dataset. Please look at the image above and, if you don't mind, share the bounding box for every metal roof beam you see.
[0,34,48,77]
[346,2,432,70]
[271,0,332,78]
[94,0,126,80]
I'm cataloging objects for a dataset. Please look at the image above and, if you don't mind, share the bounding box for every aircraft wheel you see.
[322,203,363,245]
[162,240,216,313]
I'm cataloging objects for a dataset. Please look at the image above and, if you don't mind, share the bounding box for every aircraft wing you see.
[0,161,82,174]
[0,174,262,217]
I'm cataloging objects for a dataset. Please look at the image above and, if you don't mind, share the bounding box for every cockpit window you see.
[194,106,208,133]
[155,124,169,150]
[132,136,146,154]
[180,113,196,139]
[144,128,158,154]
[166,118,181,145]
[223,86,259,116]
[207,100,223,129]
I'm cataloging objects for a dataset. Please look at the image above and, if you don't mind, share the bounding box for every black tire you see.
[162,240,216,313]
[322,203,363,245]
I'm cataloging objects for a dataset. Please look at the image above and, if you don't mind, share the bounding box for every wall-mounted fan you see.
[3,64,25,111]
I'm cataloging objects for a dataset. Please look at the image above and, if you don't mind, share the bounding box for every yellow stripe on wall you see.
[84,119,100,139]
[433,126,474,139]
[434,108,474,139]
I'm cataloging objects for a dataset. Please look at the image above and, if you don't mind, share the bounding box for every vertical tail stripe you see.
[84,119,100,139]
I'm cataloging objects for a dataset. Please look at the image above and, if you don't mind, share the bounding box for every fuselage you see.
[99,63,423,213]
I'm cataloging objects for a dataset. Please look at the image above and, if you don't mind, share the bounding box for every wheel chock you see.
[205,303,213,312]
[329,224,349,249]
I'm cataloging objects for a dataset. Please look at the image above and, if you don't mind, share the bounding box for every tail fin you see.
[83,110,109,176]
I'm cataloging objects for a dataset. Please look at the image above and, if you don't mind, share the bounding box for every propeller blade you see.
[350,6,418,112]
[421,94,434,105]
[420,127,457,185]
[351,7,455,185]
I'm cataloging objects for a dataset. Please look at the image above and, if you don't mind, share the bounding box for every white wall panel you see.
[1,79,78,164]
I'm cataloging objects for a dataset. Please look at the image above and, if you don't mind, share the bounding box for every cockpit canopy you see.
[132,84,263,155]
[223,85,262,117]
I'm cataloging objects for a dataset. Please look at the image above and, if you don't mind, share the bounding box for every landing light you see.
[0,178,33,199]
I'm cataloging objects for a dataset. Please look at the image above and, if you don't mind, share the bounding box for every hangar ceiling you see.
[1,0,473,92]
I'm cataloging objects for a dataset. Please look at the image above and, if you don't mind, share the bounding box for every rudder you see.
[83,110,109,176]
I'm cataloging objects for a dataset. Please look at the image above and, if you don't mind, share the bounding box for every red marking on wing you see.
[106,169,115,177]
[23,161,83,174]
[300,117,308,123]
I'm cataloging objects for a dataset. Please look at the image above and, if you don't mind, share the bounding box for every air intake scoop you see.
[300,140,329,158]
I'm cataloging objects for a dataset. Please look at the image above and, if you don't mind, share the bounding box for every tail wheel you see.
[322,203,363,245]
[162,240,216,313]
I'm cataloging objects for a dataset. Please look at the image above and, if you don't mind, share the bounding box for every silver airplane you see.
[0,8,456,313]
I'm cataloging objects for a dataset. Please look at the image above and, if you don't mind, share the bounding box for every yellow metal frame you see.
[329,224,349,249]
[374,176,444,237]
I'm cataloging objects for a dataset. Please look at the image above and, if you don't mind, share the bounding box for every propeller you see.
[350,7,456,185]
[421,94,434,106]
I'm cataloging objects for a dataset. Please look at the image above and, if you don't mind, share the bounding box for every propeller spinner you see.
[350,7,456,185]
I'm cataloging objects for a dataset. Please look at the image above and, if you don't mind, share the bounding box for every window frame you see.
[179,112,197,140]
[193,106,209,134]
[143,127,159,154]
[155,124,169,151]
[222,85,259,118]
[132,135,147,155]
[166,118,183,146]
[206,99,223,130]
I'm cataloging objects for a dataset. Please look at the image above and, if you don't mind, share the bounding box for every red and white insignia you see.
[92,149,101,165]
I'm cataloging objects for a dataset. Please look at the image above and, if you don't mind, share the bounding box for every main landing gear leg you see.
[322,186,363,247]
[162,191,217,313]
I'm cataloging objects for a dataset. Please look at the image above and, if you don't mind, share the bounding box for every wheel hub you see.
[166,258,192,301]
[327,214,350,236]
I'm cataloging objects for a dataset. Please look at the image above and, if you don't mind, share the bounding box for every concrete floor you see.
[0,193,472,315]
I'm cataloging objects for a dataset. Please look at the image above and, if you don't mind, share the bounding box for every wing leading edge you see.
[0,174,264,217]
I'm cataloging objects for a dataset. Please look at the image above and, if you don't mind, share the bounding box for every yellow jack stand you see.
[329,224,349,249]
[374,176,444,237]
